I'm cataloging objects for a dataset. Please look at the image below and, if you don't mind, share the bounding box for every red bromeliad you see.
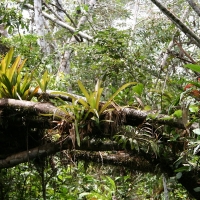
[184,78,200,98]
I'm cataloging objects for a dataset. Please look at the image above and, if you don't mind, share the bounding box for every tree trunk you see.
[56,0,96,81]
[34,0,51,55]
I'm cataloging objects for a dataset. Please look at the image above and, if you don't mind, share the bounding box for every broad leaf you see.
[184,64,200,72]
[132,83,144,96]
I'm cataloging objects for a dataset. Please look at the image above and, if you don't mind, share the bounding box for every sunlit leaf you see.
[37,70,50,92]
[28,86,40,101]
[0,59,6,74]
[189,105,199,113]
[99,82,136,115]
[5,47,14,69]
[78,98,89,108]
[144,105,151,111]
[78,80,90,100]
[0,49,34,100]
[105,176,116,191]
[172,110,182,118]
[184,64,200,73]
[132,83,144,96]
[193,129,200,135]
[1,74,12,96]
[7,56,20,82]
[17,58,27,73]
[174,166,190,172]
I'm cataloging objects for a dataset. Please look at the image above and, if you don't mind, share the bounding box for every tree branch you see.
[48,2,77,27]
[73,150,156,173]
[32,89,186,129]
[0,98,67,119]
[43,2,81,42]
[0,137,72,169]
[2,136,199,199]
[0,95,188,132]
[150,0,200,48]
[24,4,93,41]
[0,138,161,171]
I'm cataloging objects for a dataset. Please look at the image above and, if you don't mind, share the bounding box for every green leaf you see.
[189,105,199,113]
[172,110,182,118]
[83,5,89,11]
[4,48,14,70]
[0,50,32,100]
[78,80,90,100]
[147,113,159,120]
[37,70,50,92]
[99,82,136,115]
[184,64,200,72]
[7,56,20,82]
[160,116,172,120]
[144,105,151,111]
[88,94,96,109]
[128,138,139,151]
[174,166,190,172]
[1,74,12,96]
[132,139,139,151]
[11,72,17,86]
[20,73,31,94]
[105,176,116,191]
[17,59,27,73]
[27,86,40,101]
[78,98,89,108]
[194,187,200,192]
[21,89,29,100]
[174,156,184,168]
[132,83,144,96]
[150,141,159,156]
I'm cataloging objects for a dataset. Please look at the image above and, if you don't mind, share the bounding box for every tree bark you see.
[129,0,139,49]
[1,137,199,199]
[56,0,96,80]
[0,138,71,169]
[25,1,97,80]
[0,24,8,37]
[33,0,50,55]
[0,98,67,119]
